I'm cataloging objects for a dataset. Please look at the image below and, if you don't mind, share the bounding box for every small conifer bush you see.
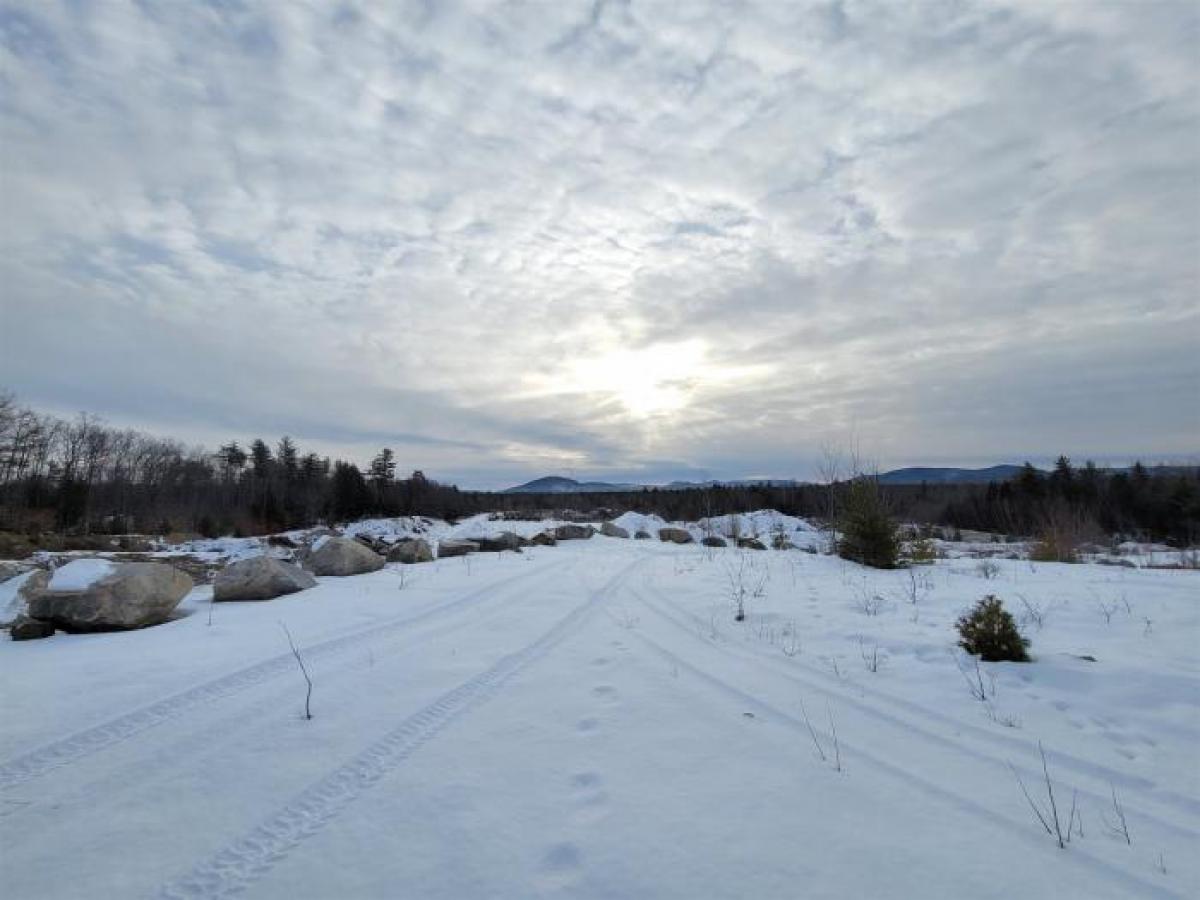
[957,595,1030,662]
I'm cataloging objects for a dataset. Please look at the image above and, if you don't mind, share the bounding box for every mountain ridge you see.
[501,466,1033,493]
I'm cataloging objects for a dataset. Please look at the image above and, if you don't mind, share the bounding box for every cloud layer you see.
[2,0,1197,487]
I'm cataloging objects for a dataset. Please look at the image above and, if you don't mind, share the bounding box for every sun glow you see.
[560,339,732,417]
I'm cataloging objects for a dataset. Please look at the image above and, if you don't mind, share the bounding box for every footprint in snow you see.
[569,771,610,823]
[577,717,601,734]
[591,685,619,702]
[537,842,584,890]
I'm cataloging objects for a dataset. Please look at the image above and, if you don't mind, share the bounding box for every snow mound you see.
[48,559,116,591]
[611,511,668,534]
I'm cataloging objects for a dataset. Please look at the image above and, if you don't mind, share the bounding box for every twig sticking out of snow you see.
[280,622,314,721]
[1102,783,1132,845]
[827,703,842,773]
[1010,742,1072,849]
[799,699,827,764]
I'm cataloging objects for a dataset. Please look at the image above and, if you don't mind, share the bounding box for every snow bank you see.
[47,559,115,591]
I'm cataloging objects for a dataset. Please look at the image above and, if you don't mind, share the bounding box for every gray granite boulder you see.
[213,556,316,601]
[658,527,694,544]
[27,561,192,631]
[307,537,385,576]
[473,532,526,552]
[554,524,594,541]
[438,539,479,559]
[701,535,728,548]
[387,538,434,564]
[600,522,630,539]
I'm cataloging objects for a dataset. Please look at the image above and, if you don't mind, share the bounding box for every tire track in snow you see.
[619,605,1186,900]
[0,555,575,791]
[3,561,586,820]
[153,553,646,900]
[634,583,1200,837]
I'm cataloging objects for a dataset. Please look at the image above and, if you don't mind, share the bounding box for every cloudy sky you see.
[2,1,1197,488]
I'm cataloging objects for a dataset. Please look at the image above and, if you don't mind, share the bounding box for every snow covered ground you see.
[1,517,1197,899]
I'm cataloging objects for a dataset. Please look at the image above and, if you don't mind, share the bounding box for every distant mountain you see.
[503,475,800,493]
[502,476,641,494]
[876,465,1027,485]
[664,479,800,489]
[503,467,1029,494]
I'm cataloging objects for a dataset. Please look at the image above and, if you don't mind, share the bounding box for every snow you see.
[0,570,39,627]
[1,518,1197,898]
[611,510,669,535]
[46,558,115,591]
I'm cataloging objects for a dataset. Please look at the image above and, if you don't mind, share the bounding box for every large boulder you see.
[26,560,192,631]
[530,531,558,547]
[701,535,727,548]
[438,539,479,559]
[737,537,767,551]
[634,530,652,540]
[307,537,385,576]
[213,556,316,602]
[473,532,526,553]
[387,538,434,564]
[658,527,694,544]
[554,524,594,541]
[600,522,630,539]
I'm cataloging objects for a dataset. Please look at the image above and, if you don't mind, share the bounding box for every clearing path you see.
[1,539,1196,898]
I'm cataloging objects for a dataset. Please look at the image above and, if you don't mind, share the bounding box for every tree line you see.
[1,391,1195,545]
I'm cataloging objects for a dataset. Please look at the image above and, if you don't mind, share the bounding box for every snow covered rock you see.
[634,530,652,539]
[10,616,55,641]
[658,527,694,544]
[26,561,192,631]
[530,531,557,546]
[737,537,767,550]
[553,524,594,541]
[600,522,630,539]
[701,535,727,547]
[438,539,479,558]
[306,536,385,576]
[1,569,47,627]
[386,538,434,564]
[213,556,316,602]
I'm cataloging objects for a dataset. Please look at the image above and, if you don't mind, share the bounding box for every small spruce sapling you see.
[956,595,1030,662]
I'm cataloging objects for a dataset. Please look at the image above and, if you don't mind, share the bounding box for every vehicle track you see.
[153,553,646,900]
[633,583,1199,840]
[0,554,575,792]
[617,603,1185,900]
[2,559,588,819]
